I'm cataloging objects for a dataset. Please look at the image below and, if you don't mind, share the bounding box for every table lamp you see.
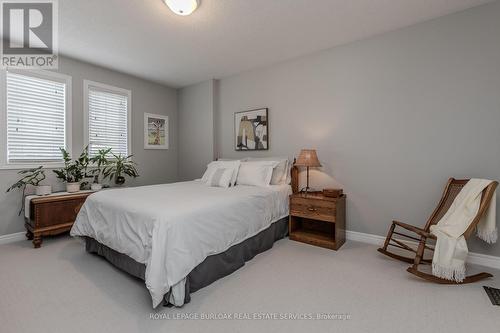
[295,149,321,193]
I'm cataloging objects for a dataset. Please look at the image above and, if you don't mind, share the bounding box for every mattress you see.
[70,180,291,307]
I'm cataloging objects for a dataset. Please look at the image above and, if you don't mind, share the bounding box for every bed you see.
[70,171,297,308]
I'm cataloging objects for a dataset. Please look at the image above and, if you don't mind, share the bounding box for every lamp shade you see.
[295,149,321,167]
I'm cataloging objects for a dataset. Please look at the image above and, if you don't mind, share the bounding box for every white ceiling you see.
[58,0,493,88]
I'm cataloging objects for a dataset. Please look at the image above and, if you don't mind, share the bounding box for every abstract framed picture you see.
[234,108,269,151]
[144,113,169,149]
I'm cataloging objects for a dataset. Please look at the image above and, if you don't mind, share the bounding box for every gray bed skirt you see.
[84,216,289,307]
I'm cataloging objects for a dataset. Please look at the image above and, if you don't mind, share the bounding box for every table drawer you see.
[34,199,85,227]
[290,198,336,222]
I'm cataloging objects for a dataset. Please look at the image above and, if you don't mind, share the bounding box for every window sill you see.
[0,163,65,171]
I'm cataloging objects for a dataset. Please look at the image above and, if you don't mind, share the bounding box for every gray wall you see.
[178,79,217,181]
[214,2,500,256]
[0,56,178,236]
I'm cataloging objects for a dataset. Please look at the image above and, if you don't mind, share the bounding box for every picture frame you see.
[234,108,269,151]
[144,113,169,150]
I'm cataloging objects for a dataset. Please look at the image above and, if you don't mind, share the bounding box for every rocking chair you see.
[378,178,498,284]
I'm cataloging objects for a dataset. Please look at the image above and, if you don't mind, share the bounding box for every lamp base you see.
[304,167,311,194]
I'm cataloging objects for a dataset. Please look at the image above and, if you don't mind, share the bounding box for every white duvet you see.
[70,181,291,308]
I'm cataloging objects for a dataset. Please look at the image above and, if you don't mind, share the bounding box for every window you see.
[84,80,131,157]
[0,70,72,167]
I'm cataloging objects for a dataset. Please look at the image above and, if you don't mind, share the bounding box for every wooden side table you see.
[289,191,346,250]
[25,191,93,248]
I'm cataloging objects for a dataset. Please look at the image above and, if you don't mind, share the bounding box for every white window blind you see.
[6,72,67,163]
[87,86,129,157]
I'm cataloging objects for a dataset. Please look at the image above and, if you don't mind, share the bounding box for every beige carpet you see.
[1,235,499,333]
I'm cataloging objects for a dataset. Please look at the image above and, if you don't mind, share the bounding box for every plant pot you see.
[66,182,80,193]
[91,183,103,191]
[115,176,125,186]
[35,185,52,196]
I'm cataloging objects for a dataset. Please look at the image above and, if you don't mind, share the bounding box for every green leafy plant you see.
[89,148,111,183]
[6,166,45,215]
[6,166,46,192]
[103,153,139,185]
[53,147,88,183]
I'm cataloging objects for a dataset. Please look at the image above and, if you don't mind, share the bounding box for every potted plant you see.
[103,153,139,185]
[6,166,49,215]
[53,147,87,193]
[77,146,93,190]
[89,148,111,191]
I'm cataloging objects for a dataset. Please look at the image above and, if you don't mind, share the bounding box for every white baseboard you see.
[346,230,386,246]
[0,231,25,245]
[1,228,499,270]
[346,230,500,270]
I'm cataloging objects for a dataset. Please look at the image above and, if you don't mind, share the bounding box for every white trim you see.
[346,230,387,245]
[0,163,65,171]
[346,230,500,270]
[7,68,70,84]
[0,69,73,169]
[83,80,132,157]
[0,232,25,245]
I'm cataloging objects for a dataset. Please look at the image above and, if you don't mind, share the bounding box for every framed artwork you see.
[234,108,268,151]
[144,113,169,149]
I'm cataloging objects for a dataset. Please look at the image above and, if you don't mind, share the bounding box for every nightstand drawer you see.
[290,198,336,222]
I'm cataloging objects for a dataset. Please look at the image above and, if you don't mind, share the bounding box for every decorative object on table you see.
[144,113,169,149]
[103,153,139,185]
[295,149,321,193]
[35,184,52,196]
[53,147,89,193]
[25,191,94,248]
[235,108,268,151]
[378,178,498,284]
[323,188,343,198]
[289,191,346,250]
[89,147,112,191]
[90,183,102,191]
[6,166,50,215]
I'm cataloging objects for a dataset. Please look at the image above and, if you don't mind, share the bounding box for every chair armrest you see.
[392,220,434,238]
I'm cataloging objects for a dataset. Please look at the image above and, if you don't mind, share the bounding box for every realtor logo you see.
[1,0,58,69]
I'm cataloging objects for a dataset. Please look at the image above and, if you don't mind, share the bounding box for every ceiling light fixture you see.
[163,0,199,16]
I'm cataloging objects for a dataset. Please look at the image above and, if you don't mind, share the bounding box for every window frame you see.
[83,80,132,159]
[0,69,73,170]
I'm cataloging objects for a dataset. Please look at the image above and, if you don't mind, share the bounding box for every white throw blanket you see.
[429,179,497,282]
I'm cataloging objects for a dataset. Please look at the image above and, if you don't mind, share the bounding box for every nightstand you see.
[25,191,94,248]
[289,191,346,250]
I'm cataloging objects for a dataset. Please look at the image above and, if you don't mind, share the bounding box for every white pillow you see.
[236,161,279,187]
[284,161,291,185]
[245,157,289,185]
[201,160,241,186]
[206,168,233,188]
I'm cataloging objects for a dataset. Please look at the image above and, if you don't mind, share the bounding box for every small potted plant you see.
[6,166,49,215]
[53,147,86,193]
[89,148,111,191]
[103,153,139,185]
